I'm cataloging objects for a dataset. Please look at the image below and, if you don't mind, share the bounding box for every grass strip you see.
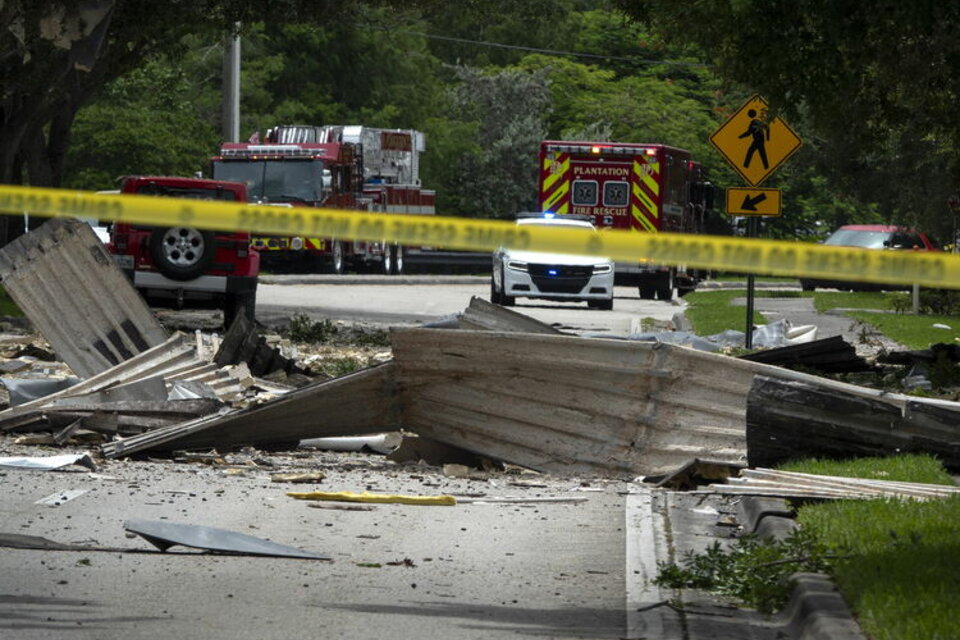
[845,311,960,350]
[812,291,901,313]
[788,454,959,640]
[682,290,765,336]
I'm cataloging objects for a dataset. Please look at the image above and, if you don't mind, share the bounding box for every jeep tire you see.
[149,227,216,281]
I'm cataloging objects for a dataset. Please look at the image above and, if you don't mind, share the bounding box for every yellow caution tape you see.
[1,184,959,289]
[287,490,457,506]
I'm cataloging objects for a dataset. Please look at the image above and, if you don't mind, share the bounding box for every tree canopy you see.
[616,0,960,240]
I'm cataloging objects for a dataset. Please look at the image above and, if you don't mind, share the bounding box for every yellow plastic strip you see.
[287,490,456,506]
[0,185,958,289]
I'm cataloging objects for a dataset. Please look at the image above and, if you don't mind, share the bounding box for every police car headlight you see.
[290,237,304,250]
[506,260,528,272]
[593,263,613,274]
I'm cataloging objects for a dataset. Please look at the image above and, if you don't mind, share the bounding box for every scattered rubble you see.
[0,221,958,486]
[694,467,960,501]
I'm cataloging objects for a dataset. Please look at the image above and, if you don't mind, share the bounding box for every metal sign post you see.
[745,217,758,349]
[711,94,803,349]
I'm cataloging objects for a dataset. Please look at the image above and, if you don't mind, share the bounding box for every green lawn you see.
[811,290,901,313]
[845,311,960,350]
[786,455,960,640]
[682,289,764,336]
[684,288,960,351]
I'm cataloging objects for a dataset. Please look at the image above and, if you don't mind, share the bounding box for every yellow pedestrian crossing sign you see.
[710,95,802,187]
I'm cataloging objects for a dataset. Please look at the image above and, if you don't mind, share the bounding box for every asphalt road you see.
[255,275,687,336]
[0,448,638,639]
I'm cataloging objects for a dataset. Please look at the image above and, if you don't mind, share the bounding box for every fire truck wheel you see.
[149,227,216,281]
[329,240,344,275]
[382,244,393,275]
[389,244,404,275]
[639,286,656,300]
[656,271,674,301]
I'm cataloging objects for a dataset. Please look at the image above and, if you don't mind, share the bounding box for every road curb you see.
[737,497,867,639]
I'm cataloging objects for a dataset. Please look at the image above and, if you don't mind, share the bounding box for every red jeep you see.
[108,176,259,328]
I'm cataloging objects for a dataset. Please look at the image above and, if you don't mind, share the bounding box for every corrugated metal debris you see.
[739,334,872,373]
[390,328,761,476]
[0,218,167,377]
[456,296,563,334]
[746,375,960,470]
[695,468,960,501]
[0,333,248,437]
[100,362,400,458]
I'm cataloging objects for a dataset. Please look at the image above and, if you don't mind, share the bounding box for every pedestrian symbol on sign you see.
[709,95,802,186]
[738,109,770,170]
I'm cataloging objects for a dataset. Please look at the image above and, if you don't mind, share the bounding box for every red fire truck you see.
[538,140,712,299]
[210,125,435,274]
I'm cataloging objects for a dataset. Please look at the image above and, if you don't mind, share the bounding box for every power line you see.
[370,27,708,68]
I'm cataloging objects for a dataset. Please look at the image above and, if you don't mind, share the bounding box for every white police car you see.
[491,214,614,310]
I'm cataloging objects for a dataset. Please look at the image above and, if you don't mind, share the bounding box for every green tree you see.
[616,1,960,241]
[64,61,221,190]
[441,66,553,218]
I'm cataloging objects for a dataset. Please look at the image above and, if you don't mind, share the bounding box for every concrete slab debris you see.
[0,218,167,377]
[124,519,330,559]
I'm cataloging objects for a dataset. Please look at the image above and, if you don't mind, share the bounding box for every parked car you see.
[799,224,940,291]
[107,176,259,329]
[491,215,615,310]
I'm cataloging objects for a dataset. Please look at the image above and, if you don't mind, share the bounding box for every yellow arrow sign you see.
[710,95,802,186]
[725,187,782,216]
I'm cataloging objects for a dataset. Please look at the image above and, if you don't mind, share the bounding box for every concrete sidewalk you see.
[731,295,905,357]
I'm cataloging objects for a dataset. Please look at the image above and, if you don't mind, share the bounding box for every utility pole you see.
[221,26,241,143]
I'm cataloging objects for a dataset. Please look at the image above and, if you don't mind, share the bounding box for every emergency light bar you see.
[220,146,327,157]
[545,143,656,156]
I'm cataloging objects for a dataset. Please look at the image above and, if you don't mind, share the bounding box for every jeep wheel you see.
[149,227,216,281]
